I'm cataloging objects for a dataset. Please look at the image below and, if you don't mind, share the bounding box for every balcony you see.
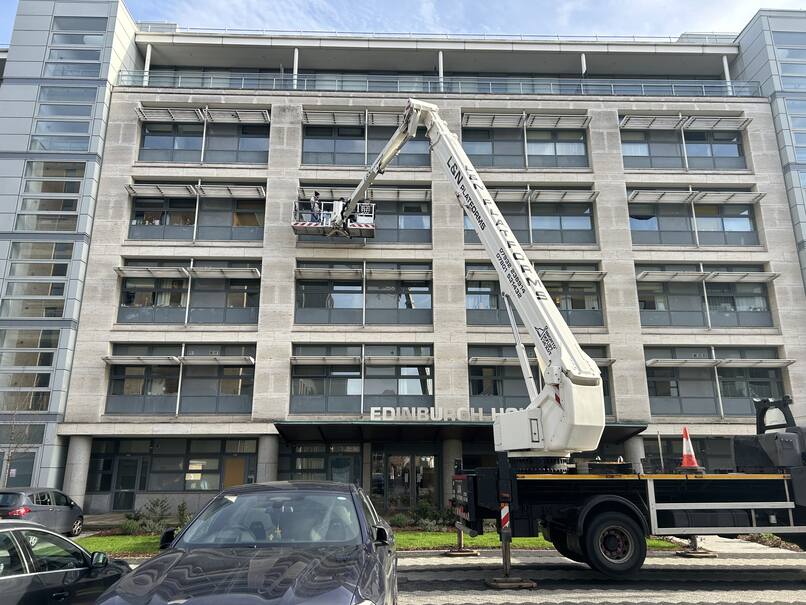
[118,71,761,97]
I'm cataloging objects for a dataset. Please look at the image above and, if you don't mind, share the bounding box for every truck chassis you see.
[455,460,806,577]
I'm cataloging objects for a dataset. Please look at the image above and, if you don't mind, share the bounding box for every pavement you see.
[395,538,806,605]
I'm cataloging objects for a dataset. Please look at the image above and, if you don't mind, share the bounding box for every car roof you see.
[221,480,357,495]
[0,520,46,529]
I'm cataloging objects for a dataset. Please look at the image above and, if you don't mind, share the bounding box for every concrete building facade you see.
[3,0,806,514]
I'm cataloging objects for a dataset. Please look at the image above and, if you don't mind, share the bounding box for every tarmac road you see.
[397,538,806,605]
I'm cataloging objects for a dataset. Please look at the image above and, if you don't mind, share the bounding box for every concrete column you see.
[580,52,587,76]
[624,436,646,474]
[257,434,279,483]
[722,55,732,96]
[62,436,91,507]
[292,48,299,90]
[438,50,444,92]
[441,436,462,509]
[143,43,151,86]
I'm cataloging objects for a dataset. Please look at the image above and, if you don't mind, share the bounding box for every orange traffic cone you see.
[677,427,705,473]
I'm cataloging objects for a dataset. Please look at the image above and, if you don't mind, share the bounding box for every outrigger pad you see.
[485,577,537,589]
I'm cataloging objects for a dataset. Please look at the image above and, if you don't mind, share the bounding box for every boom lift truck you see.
[293,99,806,579]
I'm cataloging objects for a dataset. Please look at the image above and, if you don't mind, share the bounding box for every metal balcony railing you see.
[117,71,762,97]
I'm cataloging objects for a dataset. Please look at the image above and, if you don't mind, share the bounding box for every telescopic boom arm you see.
[332,99,604,457]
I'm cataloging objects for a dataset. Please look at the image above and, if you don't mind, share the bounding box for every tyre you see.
[70,517,83,537]
[548,525,587,563]
[583,512,646,578]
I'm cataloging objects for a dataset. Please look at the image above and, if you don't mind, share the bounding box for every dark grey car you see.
[0,489,83,536]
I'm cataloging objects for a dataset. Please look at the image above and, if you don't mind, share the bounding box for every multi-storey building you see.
[3,0,806,514]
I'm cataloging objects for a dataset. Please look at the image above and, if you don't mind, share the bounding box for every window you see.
[22,530,86,571]
[787,100,806,162]
[15,215,77,232]
[466,200,529,243]
[303,125,428,166]
[51,33,104,45]
[34,121,89,135]
[774,33,806,91]
[10,242,72,260]
[463,128,588,168]
[118,278,188,324]
[365,280,432,324]
[52,16,108,31]
[139,123,203,162]
[0,300,64,318]
[621,131,684,169]
[44,63,100,78]
[685,131,745,169]
[197,199,265,240]
[5,452,36,486]
[34,491,52,506]
[718,367,784,415]
[291,365,363,413]
[470,365,533,411]
[637,281,705,327]
[189,278,260,324]
[24,162,85,178]
[48,49,100,61]
[706,282,771,327]
[204,124,269,164]
[696,204,758,245]
[107,366,179,414]
[0,533,24,577]
[180,366,254,414]
[531,203,595,243]
[526,130,587,167]
[364,365,433,406]
[129,198,196,239]
[629,204,694,245]
[374,201,431,243]
[545,281,603,326]
[39,87,97,103]
[29,136,89,152]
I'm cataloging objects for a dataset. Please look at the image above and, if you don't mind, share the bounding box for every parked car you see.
[0,489,84,536]
[0,520,130,605]
[99,481,398,605]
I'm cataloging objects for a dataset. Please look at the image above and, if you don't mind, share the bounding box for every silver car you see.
[0,489,83,536]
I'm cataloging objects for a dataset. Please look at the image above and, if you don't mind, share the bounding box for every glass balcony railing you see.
[118,71,761,97]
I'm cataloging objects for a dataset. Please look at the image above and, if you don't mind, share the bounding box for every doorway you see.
[371,449,439,513]
[112,457,146,511]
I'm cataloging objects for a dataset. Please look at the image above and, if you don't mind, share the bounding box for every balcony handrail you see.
[136,23,738,44]
[117,71,762,97]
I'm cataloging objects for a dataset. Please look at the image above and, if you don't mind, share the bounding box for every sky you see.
[1,0,805,44]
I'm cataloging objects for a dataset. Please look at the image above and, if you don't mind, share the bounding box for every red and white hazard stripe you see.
[500,503,510,530]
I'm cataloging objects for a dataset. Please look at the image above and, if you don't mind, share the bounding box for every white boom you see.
[329,99,604,457]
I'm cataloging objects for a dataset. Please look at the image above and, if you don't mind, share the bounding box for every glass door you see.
[328,454,358,484]
[386,455,411,511]
[112,457,143,511]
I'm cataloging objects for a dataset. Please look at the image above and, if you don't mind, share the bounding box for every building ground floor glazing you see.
[59,421,747,515]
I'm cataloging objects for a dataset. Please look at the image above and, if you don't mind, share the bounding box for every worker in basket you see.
[309,191,321,222]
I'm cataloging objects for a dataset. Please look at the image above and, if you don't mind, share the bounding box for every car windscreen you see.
[176,490,363,548]
[0,493,22,507]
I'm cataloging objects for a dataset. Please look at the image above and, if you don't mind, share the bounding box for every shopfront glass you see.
[370,449,439,512]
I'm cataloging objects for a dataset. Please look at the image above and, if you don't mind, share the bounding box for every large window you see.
[629,202,758,246]
[303,125,429,166]
[636,264,773,328]
[189,277,260,324]
[290,344,434,414]
[466,262,603,326]
[774,33,806,91]
[788,100,806,161]
[532,203,595,243]
[204,124,269,164]
[139,123,203,162]
[621,130,745,170]
[118,277,187,324]
[86,438,257,494]
[16,162,83,234]
[375,201,431,243]
[129,192,265,241]
[463,128,588,168]
[644,346,785,417]
[106,343,256,415]
[295,262,432,325]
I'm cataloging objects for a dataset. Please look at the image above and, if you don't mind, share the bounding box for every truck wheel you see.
[548,526,587,563]
[583,512,646,578]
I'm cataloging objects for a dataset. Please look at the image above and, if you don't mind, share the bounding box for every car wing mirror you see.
[159,528,176,550]
[91,552,108,568]
[374,526,389,545]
